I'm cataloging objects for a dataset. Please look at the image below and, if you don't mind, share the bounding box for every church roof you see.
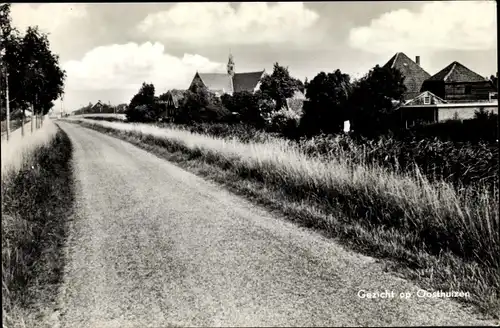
[233,71,265,93]
[196,70,264,94]
[197,73,233,94]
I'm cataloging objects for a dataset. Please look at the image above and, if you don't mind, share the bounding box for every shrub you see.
[268,106,301,139]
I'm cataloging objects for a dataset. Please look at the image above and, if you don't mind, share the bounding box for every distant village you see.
[160,52,498,127]
[69,51,498,130]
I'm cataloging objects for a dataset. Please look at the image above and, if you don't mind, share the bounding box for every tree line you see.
[0,4,65,122]
[72,102,127,116]
[124,61,414,138]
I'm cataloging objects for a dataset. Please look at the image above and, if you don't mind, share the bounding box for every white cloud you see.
[10,3,88,35]
[9,3,89,58]
[63,42,225,93]
[136,2,320,45]
[348,1,497,54]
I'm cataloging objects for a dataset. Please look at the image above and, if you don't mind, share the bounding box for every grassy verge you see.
[68,118,499,319]
[1,123,74,327]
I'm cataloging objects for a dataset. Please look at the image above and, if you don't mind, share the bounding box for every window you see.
[465,85,472,95]
[423,96,431,105]
[489,92,498,102]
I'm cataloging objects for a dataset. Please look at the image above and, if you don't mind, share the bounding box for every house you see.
[386,54,499,126]
[420,61,497,103]
[159,89,188,121]
[400,91,447,126]
[383,52,431,101]
[189,54,265,97]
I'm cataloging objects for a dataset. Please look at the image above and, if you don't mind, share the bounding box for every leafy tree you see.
[126,82,162,122]
[1,4,65,118]
[20,27,65,116]
[300,70,352,135]
[490,73,498,91]
[348,65,406,137]
[474,107,497,121]
[259,63,303,112]
[174,87,209,124]
[222,91,264,127]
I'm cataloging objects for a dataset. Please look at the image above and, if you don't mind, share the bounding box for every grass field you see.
[68,117,499,319]
[1,120,74,327]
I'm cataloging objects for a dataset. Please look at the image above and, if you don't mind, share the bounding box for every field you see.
[78,113,126,121]
[1,119,74,326]
[67,117,500,318]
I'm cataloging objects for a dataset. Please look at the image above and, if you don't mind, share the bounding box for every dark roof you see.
[197,73,233,93]
[233,71,265,93]
[425,61,487,83]
[166,89,187,108]
[383,52,431,100]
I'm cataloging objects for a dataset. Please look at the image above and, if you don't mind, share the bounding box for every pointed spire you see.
[227,50,235,77]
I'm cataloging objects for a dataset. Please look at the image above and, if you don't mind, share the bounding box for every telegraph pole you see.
[1,49,10,141]
[5,63,10,141]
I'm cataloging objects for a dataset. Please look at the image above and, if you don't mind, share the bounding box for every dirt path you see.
[53,122,494,327]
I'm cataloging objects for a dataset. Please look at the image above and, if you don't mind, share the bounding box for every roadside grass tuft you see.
[1,122,74,327]
[67,118,499,319]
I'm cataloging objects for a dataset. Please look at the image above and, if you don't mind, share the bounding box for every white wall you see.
[438,106,498,121]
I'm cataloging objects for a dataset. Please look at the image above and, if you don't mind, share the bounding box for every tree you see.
[20,27,65,116]
[348,65,406,137]
[1,4,24,114]
[490,73,498,91]
[174,87,209,124]
[259,62,303,112]
[1,5,65,118]
[300,70,352,135]
[126,82,162,122]
[221,91,264,127]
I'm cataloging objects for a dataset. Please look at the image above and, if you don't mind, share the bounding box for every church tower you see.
[227,52,235,77]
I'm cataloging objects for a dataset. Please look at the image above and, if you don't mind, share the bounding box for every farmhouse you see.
[189,54,265,97]
[159,89,188,121]
[384,53,499,126]
[420,61,497,103]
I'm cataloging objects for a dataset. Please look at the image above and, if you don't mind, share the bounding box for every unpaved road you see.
[53,122,494,327]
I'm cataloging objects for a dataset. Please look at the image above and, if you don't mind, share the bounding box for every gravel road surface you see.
[54,122,494,327]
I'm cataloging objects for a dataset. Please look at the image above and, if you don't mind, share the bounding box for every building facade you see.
[384,53,498,127]
[189,54,265,97]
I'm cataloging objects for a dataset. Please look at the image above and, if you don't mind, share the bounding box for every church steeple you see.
[227,51,235,77]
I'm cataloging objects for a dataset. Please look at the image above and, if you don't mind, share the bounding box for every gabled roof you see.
[233,71,265,93]
[404,90,447,106]
[383,52,431,100]
[163,89,188,108]
[425,61,487,83]
[197,73,233,94]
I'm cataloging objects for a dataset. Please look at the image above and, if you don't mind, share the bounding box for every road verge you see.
[1,123,75,327]
[67,118,499,320]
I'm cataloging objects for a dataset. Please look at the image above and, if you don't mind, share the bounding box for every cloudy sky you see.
[9,1,497,113]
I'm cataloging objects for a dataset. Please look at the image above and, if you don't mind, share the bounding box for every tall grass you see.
[298,134,498,191]
[1,121,74,326]
[1,118,58,181]
[69,118,500,318]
